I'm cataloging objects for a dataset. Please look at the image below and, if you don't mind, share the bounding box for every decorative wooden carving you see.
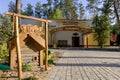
[20,24,44,35]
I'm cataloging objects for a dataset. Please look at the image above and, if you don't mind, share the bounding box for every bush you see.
[48,59,54,64]
[0,43,9,63]
[0,70,3,76]
[23,75,38,80]
[22,62,33,71]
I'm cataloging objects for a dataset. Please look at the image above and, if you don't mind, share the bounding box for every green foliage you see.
[23,75,38,80]
[50,8,64,19]
[0,15,13,41]
[0,70,3,75]
[79,2,85,19]
[23,3,34,16]
[0,43,9,62]
[63,0,78,19]
[92,15,110,48]
[35,2,42,18]
[8,1,16,12]
[22,62,33,71]
[48,59,54,64]
[86,0,100,16]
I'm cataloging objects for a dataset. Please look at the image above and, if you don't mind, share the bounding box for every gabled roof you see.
[9,32,45,51]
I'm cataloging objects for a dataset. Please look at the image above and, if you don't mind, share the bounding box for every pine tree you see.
[92,15,110,48]
[0,15,13,41]
[79,2,85,19]
[8,1,16,13]
[86,0,101,17]
[35,2,42,18]
[23,3,34,16]
[49,8,64,19]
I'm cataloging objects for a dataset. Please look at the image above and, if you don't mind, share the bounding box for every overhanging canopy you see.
[50,26,93,34]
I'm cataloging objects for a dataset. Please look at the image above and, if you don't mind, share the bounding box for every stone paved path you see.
[46,49,120,80]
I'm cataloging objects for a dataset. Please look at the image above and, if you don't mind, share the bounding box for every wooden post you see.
[10,50,15,70]
[45,22,48,70]
[53,32,56,48]
[15,16,22,79]
[39,50,43,66]
[86,34,88,48]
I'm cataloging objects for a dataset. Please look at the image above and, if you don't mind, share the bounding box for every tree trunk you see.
[16,0,21,14]
[113,0,119,23]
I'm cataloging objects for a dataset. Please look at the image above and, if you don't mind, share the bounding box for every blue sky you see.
[0,0,88,15]
[0,0,45,14]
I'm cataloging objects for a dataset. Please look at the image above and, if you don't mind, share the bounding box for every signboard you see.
[63,22,78,26]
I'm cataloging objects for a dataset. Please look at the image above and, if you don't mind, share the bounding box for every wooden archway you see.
[5,12,51,79]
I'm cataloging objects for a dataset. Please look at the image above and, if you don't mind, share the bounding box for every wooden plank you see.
[45,22,48,70]
[29,33,45,48]
[5,12,51,22]
[15,16,22,79]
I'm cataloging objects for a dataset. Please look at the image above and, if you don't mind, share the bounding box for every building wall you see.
[84,33,110,47]
[55,31,83,46]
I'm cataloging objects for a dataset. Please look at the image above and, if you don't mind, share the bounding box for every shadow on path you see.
[56,63,120,67]
[60,56,120,60]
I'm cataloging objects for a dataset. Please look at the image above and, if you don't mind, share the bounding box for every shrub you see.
[0,70,3,76]
[0,43,9,63]
[22,62,33,71]
[48,59,54,64]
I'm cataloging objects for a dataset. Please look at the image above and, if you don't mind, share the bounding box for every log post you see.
[15,16,22,79]
[45,22,48,70]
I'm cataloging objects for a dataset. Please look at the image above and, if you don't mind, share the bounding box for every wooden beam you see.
[15,16,22,79]
[45,22,48,70]
[5,12,51,22]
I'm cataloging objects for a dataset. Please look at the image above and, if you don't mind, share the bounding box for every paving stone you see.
[45,49,120,80]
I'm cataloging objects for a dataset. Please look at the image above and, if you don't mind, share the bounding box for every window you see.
[32,56,38,62]
[58,40,67,47]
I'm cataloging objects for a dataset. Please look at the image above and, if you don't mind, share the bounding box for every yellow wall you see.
[84,33,110,48]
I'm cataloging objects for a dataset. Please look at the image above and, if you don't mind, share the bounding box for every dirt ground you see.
[0,65,54,80]
[0,52,63,80]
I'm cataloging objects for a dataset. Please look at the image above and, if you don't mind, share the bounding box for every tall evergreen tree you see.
[113,0,120,24]
[23,3,34,16]
[53,0,59,8]
[49,8,64,19]
[62,0,78,19]
[92,15,110,48]
[35,2,42,18]
[8,1,16,13]
[86,0,101,17]
[0,15,13,41]
[79,2,85,19]
[42,0,53,19]
[42,4,49,18]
